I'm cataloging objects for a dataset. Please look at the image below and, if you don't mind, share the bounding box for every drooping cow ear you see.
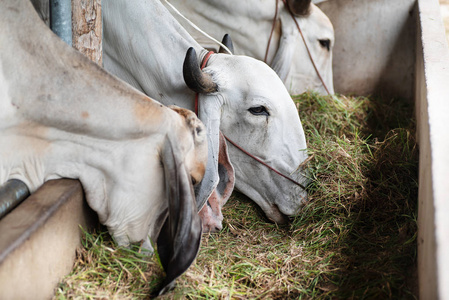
[270,20,296,82]
[219,34,234,54]
[156,136,202,295]
[286,0,312,16]
[199,132,235,232]
[216,132,235,207]
[193,95,223,212]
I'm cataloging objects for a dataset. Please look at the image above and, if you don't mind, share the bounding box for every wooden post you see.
[72,0,102,66]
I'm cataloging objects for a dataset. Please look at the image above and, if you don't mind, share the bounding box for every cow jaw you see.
[233,180,292,224]
[232,163,308,223]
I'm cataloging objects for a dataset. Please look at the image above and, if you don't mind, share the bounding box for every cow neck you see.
[265,0,332,96]
[194,51,307,191]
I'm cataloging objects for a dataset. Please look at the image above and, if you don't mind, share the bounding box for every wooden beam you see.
[72,0,102,65]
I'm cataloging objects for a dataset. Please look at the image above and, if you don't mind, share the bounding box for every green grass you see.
[54,92,418,299]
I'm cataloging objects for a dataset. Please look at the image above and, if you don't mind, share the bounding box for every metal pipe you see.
[50,0,72,46]
[0,180,30,219]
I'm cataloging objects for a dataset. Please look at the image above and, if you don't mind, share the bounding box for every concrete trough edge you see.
[0,179,97,299]
[416,0,449,299]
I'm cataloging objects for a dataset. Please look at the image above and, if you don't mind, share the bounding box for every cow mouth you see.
[265,203,290,224]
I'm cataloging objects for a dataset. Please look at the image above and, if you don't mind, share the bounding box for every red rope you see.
[264,0,280,64]
[194,93,199,116]
[223,134,307,190]
[201,51,214,69]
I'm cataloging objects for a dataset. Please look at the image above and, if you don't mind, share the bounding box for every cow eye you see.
[318,39,331,51]
[248,106,269,116]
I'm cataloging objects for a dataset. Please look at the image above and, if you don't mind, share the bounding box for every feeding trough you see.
[318,0,449,298]
[1,0,448,298]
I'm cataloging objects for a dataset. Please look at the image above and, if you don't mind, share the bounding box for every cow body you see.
[165,0,334,95]
[1,0,207,292]
[103,0,309,229]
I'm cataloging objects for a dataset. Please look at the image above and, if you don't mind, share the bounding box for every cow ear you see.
[270,19,296,82]
[219,34,234,54]
[216,132,235,207]
[199,132,235,232]
[156,136,202,295]
[193,97,223,212]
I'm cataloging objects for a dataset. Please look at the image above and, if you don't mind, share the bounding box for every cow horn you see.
[219,34,234,54]
[183,47,218,94]
[286,0,312,16]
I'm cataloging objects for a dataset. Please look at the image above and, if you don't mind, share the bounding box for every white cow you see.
[165,0,334,95]
[0,0,208,293]
[103,0,309,231]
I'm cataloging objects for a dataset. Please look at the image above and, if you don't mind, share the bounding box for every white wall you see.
[318,0,416,100]
[416,0,449,298]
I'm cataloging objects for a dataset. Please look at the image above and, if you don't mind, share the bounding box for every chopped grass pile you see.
[54,229,163,299]
[54,92,418,299]
[289,93,418,299]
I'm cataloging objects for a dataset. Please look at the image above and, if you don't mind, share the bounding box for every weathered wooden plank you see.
[72,0,103,65]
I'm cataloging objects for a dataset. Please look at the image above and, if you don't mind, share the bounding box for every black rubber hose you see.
[0,180,30,219]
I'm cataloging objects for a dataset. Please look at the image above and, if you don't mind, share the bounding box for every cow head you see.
[184,48,308,224]
[271,2,335,95]
[163,0,334,96]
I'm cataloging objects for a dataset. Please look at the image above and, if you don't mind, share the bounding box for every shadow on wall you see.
[374,4,416,100]
[318,0,416,101]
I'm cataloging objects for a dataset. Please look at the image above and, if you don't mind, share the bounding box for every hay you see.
[55,92,418,299]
